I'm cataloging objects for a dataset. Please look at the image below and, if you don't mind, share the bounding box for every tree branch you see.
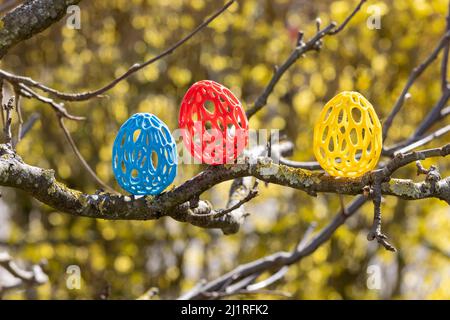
[18,83,84,121]
[0,142,448,235]
[382,31,450,140]
[441,1,450,91]
[246,0,366,118]
[413,88,450,138]
[279,157,322,170]
[0,252,48,296]
[328,0,367,35]
[57,117,115,193]
[178,197,366,300]
[0,0,21,14]
[0,0,235,100]
[384,124,450,155]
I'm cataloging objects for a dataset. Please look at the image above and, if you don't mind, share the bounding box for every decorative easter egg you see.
[112,113,177,195]
[178,80,249,165]
[313,91,382,177]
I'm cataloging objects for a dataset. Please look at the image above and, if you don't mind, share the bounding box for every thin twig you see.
[2,97,14,146]
[339,194,347,216]
[441,1,450,91]
[385,124,450,155]
[246,0,366,119]
[367,177,396,252]
[0,0,20,14]
[441,105,450,118]
[415,161,441,189]
[137,288,159,300]
[13,86,22,147]
[246,267,288,292]
[1,141,449,235]
[192,180,260,219]
[244,222,318,292]
[422,239,450,259]
[217,180,259,217]
[246,23,336,118]
[178,197,367,300]
[0,78,4,129]
[366,143,450,251]
[279,157,322,170]
[380,143,450,177]
[413,88,450,138]
[0,252,48,296]
[18,84,84,121]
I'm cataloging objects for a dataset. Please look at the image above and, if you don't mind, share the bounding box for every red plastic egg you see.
[179,80,249,165]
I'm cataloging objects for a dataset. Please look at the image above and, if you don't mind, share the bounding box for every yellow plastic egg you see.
[313,91,382,177]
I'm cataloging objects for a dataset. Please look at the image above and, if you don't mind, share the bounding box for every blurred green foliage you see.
[0,0,449,299]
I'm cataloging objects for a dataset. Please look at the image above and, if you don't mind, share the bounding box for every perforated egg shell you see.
[313,91,382,177]
[112,113,177,195]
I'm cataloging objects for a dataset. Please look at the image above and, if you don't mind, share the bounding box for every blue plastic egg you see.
[112,113,177,195]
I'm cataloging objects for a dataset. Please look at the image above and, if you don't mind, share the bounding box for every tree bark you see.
[0,0,81,59]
